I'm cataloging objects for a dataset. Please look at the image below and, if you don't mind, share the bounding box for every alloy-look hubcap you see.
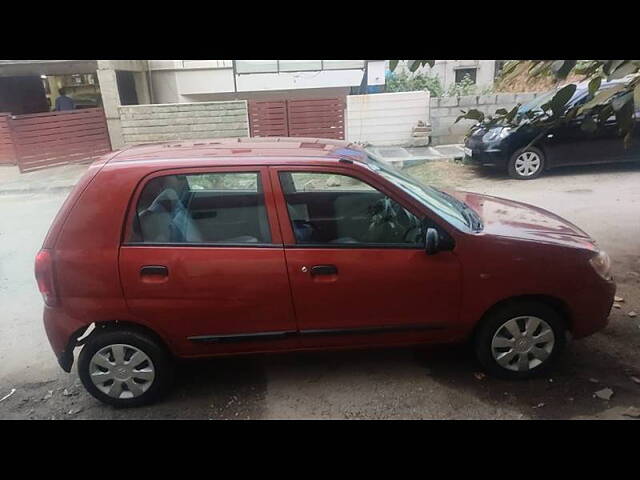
[89,344,155,399]
[514,151,541,177]
[491,316,555,372]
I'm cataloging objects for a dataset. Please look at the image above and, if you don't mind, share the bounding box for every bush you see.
[386,70,444,97]
[446,74,481,97]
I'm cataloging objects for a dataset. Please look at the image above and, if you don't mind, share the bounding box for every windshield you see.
[518,88,585,115]
[365,155,480,231]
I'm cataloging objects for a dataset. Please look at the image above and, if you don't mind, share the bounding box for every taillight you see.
[35,249,58,307]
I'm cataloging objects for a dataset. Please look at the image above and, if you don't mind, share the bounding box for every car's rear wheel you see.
[474,301,566,379]
[508,147,545,179]
[78,328,174,407]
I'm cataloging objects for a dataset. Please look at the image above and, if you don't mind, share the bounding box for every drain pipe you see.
[146,60,154,104]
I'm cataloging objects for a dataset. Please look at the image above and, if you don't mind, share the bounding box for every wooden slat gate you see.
[0,113,16,165]
[249,97,345,140]
[248,100,289,137]
[10,108,111,173]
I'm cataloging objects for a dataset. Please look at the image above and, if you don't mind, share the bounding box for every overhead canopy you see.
[0,60,98,77]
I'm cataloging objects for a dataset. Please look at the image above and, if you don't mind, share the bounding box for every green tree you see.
[386,70,443,97]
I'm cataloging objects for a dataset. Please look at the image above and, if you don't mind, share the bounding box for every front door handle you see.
[310,264,338,275]
[140,265,168,276]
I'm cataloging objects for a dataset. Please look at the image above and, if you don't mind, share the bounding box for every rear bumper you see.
[43,306,88,372]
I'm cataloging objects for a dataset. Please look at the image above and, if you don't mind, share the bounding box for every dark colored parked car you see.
[36,138,616,407]
[464,79,640,179]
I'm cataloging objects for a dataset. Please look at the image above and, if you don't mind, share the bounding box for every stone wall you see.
[429,92,540,145]
[119,101,249,145]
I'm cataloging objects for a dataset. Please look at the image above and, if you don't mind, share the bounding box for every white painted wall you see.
[148,60,372,103]
[346,91,430,146]
[177,69,235,95]
[235,69,364,92]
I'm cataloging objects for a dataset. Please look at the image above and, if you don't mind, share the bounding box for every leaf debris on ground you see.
[594,388,614,401]
[0,388,16,402]
[622,407,640,418]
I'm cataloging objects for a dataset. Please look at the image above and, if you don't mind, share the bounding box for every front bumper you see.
[464,137,509,168]
[569,278,616,339]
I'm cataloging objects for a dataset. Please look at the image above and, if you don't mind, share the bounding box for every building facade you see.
[394,60,499,91]
[147,60,385,104]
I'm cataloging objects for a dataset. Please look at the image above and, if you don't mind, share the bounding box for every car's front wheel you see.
[474,301,567,379]
[508,147,545,179]
[78,328,174,407]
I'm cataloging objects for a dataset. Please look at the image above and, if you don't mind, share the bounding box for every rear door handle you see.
[310,264,338,275]
[140,265,168,276]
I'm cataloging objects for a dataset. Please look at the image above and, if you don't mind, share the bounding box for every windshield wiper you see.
[434,189,483,231]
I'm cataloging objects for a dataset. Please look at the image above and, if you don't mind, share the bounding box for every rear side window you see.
[128,172,271,245]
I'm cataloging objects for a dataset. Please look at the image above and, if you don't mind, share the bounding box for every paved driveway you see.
[1,161,639,419]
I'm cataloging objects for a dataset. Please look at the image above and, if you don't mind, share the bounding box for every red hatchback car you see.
[36,138,616,407]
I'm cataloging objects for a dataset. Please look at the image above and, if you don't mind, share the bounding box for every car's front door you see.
[542,89,635,168]
[118,166,298,355]
[270,165,462,346]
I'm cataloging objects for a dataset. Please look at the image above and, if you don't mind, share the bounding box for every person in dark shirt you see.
[54,88,75,111]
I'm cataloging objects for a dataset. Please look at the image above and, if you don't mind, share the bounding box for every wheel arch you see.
[471,294,572,342]
[80,320,176,357]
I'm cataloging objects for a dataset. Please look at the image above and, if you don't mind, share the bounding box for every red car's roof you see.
[109,137,369,165]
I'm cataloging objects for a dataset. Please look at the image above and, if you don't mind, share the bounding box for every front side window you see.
[279,171,423,246]
[130,171,271,244]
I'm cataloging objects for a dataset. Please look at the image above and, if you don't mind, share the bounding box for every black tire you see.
[508,146,545,180]
[474,301,567,380]
[78,328,174,407]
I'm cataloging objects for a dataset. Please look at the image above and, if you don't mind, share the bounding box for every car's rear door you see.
[118,166,298,356]
[270,165,462,348]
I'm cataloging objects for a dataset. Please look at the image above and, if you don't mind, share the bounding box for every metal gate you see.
[0,113,16,165]
[249,98,345,140]
[10,108,111,173]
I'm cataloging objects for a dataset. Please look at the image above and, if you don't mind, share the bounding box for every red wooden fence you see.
[249,97,345,140]
[10,108,111,173]
[0,113,16,165]
[287,98,345,140]
[248,100,289,137]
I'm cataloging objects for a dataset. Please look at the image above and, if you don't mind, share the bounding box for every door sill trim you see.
[188,324,446,343]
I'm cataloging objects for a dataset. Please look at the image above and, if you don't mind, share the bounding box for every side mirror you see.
[425,227,440,255]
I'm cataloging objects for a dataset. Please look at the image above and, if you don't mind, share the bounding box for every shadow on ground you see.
[4,325,639,419]
[465,159,640,182]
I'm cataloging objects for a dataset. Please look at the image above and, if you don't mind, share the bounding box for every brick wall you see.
[429,92,540,145]
[119,101,249,145]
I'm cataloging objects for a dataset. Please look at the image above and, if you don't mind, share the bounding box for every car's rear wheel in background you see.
[508,147,545,179]
[78,327,174,407]
[474,301,567,379]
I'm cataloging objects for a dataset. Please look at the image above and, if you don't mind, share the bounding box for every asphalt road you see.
[1,161,639,420]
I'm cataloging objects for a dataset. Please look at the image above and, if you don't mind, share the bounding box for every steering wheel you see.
[402,223,423,243]
[366,198,401,241]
